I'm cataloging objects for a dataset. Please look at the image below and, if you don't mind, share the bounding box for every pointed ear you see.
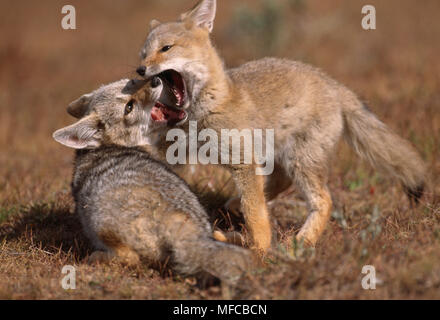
[149,19,161,31]
[180,0,216,33]
[67,93,93,119]
[53,115,102,149]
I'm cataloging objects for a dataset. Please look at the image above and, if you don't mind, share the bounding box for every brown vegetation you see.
[0,0,439,299]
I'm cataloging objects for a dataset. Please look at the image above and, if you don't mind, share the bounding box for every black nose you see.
[151,76,161,88]
[136,66,146,77]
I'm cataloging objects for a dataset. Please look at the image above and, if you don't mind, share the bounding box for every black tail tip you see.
[404,184,425,205]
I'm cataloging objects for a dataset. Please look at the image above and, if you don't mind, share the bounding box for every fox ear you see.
[150,19,162,31]
[67,93,93,119]
[180,0,216,33]
[53,115,102,149]
[149,19,161,31]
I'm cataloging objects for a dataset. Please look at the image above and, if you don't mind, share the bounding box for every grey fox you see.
[53,79,252,285]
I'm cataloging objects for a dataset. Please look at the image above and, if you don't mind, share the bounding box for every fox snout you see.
[136,66,146,77]
[151,76,161,88]
[137,66,162,86]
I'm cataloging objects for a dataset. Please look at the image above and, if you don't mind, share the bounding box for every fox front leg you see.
[231,165,272,255]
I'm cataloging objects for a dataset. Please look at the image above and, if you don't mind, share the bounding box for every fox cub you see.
[137,0,427,252]
[53,79,251,285]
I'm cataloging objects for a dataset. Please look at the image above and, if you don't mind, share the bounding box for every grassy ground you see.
[0,0,439,299]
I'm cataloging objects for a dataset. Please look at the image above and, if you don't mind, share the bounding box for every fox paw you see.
[213,230,246,247]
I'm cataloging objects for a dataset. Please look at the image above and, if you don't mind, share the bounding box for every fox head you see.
[138,0,221,121]
[53,78,185,149]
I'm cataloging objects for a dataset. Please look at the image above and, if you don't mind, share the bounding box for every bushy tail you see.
[343,104,426,203]
[173,238,253,286]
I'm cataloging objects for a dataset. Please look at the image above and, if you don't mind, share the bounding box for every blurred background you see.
[0,0,439,299]
[0,0,438,208]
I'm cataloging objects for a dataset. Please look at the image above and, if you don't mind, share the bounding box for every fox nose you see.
[151,76,162,88]
[136,66,146,77]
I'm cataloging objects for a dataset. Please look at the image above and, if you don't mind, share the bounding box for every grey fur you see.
[54,79,252,285]
[73,145,250,284]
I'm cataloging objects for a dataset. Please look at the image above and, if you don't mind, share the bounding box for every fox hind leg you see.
[97,230,140,267]
[291,168,332,247]
[282,114,342,246]
[88,247,140,267]
[281,145,334,247]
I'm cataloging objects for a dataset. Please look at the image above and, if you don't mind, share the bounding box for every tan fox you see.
[136,0,427,252]
[52,79,252,285]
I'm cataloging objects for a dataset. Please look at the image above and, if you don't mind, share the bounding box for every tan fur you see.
[137,0,427,250]
[213,231,245,247]
[231,165,272,253]
[97,230,140,267]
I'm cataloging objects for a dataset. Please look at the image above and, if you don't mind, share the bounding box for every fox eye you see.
[125,100,135,115]
[160,45,173,53]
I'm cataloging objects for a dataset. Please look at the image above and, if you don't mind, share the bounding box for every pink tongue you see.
[151,104,185,124]
[151,106,165,122]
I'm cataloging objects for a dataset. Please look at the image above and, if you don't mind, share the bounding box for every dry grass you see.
[0,0,439,299]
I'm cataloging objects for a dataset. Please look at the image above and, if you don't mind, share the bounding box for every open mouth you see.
[151,70,188,126]
[151,101,187,125]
